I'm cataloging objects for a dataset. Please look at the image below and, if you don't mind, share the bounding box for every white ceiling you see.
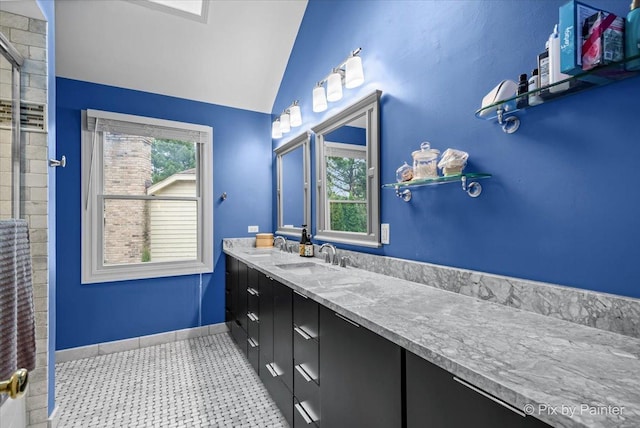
[55,0,308,113]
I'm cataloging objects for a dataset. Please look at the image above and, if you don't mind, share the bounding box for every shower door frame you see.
[0,31,24,219]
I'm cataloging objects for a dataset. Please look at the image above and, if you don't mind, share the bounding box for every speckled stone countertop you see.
[223,244,640,428]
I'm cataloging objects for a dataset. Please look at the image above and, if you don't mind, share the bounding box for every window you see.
[81,109,213,284]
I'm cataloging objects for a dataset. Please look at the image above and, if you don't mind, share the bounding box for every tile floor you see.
[55,333,289,427]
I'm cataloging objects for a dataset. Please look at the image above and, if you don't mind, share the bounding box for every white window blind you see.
[86,109,210,144]
[325,142,366,159]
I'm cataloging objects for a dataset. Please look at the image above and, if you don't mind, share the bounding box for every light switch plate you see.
[381,223,390,244]
[248,225,259,233]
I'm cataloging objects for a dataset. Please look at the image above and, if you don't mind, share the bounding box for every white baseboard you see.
[56,323,229,363]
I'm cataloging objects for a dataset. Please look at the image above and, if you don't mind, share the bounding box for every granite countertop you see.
[223,244,640,428]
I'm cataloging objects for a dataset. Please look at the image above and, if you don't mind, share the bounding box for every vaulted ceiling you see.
[55,0,308,113]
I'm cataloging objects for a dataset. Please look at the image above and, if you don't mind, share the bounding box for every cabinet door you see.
[273,280,293,393]
[319,306,402,428]
[237,262,248,333]
[406,351,550,428]
[259,273,274,378]
[225,255,238,320]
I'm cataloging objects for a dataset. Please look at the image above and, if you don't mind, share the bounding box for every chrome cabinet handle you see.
[295,364,313,383]
[265,363,278,378]
[294,326,312,340]
[247,337,258,348]
[335,312,360,328]
[247,287,259,296]
[247,312,259,322]
[453,377,526,417]
[294,402,314,425]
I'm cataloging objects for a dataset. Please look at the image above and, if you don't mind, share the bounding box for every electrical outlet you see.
[248,225,259,233]
[381,223,390,244]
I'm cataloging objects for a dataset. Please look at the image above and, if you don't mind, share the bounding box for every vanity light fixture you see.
[272,118,283,139]
[273,101,303,139]
[312,48,364,111]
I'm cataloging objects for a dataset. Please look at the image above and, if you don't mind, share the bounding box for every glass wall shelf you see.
[475,54,640,133]
[382,173,491,201]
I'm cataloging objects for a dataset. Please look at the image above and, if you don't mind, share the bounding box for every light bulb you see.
[280,112,291,133]
[289,104,302,127]
[271,119,282,139]
[326,71,343,102]
[313,85,327,112]
[345,55,364,89]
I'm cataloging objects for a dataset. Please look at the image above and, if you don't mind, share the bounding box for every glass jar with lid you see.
[411,142,440,179]
[395,162,413,182]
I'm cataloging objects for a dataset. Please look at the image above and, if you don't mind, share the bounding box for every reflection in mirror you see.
[312,90,381,247]
[274,132,311,237]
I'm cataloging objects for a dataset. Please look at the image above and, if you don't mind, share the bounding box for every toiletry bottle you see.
[627,0,640,70]
[304,233,314,257]
[549,24,571,93]
[516,73,528,109]
[538,41,550,97]
[299,225,307,257]
[528,69,544,106]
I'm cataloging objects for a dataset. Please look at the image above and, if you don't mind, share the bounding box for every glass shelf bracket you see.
[382,173,491,202]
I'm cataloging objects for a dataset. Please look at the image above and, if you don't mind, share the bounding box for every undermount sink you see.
[275,261,335,274]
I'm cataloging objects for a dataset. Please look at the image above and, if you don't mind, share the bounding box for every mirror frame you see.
[274,131,311,238]
[312,90,382,248]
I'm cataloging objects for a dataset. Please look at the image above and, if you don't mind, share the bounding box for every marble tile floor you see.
[55,333,289,428]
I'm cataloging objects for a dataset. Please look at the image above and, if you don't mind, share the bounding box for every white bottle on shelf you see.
[548,24,571,93]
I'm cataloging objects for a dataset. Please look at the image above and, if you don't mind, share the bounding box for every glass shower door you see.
[0,31,23,219]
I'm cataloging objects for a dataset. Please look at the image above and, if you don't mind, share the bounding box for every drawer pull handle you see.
[294,403,314,425]
[247,287,259,296]
[295,364,313,383]
[453,377,526,417]
[294,326,312,340]
[335,312,360,328]
[293,290,308,298]
[265,363,278,378]
[247,312,259,322]
[247,338,258,348]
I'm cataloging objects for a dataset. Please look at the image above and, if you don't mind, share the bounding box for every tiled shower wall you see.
[0,10,50,428]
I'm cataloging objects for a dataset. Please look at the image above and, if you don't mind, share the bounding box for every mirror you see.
[274,131,311,237]
[312,90,381,247]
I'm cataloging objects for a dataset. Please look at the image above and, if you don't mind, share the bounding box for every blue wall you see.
[56,78,272,349]
[273,0,640,298]
[36,0,56,414]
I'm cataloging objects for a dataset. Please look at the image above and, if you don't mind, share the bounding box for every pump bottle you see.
[548,24,571,93]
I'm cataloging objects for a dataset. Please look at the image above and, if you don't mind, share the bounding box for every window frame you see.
[81,109,213,284]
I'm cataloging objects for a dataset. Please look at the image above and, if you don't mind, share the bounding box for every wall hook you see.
[49,155,66,168]
[220,192,227,201]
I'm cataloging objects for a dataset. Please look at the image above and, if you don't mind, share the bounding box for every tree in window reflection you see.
[326,156,367,233]
[151,139,196,184]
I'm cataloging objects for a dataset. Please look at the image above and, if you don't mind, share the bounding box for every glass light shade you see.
[326,72,343,102]
[271,120,282,139]
[313,86,328,112]
[289,105,302,127]
[345,56,364,89]
[280,112,291,133]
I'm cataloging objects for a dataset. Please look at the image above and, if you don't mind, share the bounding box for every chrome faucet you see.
[340,256,351,268]
[273,236,287,251]
[320,243,338,265]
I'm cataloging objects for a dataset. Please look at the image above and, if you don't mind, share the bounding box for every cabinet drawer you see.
[293,332,318,384]
[225,289,231,310]
[294,368,320,427]
[248,291,259,313]
[294,397,320,428]
[293,291,318,339]
[247,336,260,374]
[230,320,247,356]
[248,315,260,342]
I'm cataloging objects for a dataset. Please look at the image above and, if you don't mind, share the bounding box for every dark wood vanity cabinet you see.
[293,290,320,427]
[319,305,402,428]
[406,350,551,428]
[225,255,247,355]
[258,272,294,427]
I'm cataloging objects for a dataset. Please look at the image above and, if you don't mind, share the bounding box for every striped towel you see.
[0,219,36,387]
